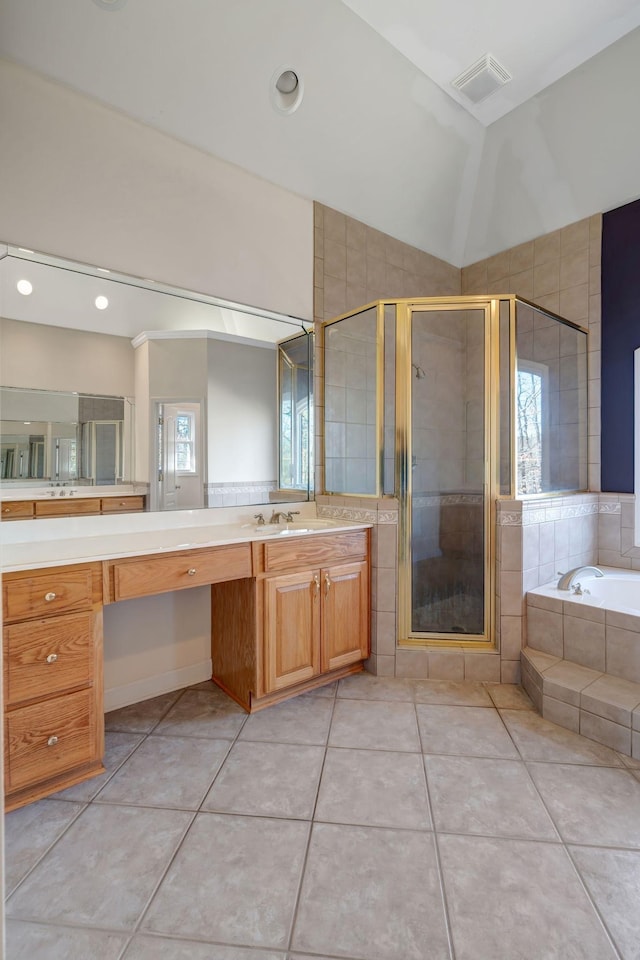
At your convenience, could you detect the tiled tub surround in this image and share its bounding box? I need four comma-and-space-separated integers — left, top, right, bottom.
523, 569, 640, 758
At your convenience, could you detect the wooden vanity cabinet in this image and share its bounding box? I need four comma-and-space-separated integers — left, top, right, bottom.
2, 562, 104, 811
2, 495, 145, 520
211, 530, 370, 710
1, 501, 34, 520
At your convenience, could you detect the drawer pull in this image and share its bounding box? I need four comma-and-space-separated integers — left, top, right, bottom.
44, 592, 57, 602
324, 573, 331, 595
46, 653, 59, 664
47, 735, 59, 747
313, 574, 320, 595
187, 568, 197, 576
2, 506, 10, 513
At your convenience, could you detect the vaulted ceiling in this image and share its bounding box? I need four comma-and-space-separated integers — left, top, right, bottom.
1, 0, 639, 265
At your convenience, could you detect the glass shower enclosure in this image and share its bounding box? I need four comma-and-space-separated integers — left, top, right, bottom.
322, 296, 588, 647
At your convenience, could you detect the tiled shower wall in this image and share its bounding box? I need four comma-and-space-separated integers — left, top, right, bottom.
314, 204, 631, 683
462, 215, 602, 492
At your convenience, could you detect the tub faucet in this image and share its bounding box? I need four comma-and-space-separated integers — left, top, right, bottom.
557, 566, 604, 591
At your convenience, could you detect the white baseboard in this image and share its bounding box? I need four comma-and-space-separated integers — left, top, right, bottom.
104, 659, 213, 712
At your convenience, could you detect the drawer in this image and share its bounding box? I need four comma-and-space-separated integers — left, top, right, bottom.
112, 542, 252, 601
101, 495, 145, 513
5, 688, 96, 792
3, 567, 94, 621
1, 501, 34, 520
264, 531, 368, 573
35, 498, 98, 518
4, 612, 94, 705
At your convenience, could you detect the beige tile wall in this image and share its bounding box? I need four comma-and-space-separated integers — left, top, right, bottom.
462, 215, 602, 491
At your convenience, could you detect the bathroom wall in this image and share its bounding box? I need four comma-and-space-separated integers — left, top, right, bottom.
596, 493, 640, 569
323, 307, 378, 496
0, 59, 313, 321
462, 215, 602, 491
601, 198, 640, 493
207, 339, 277, 503
313, 201, 461, 498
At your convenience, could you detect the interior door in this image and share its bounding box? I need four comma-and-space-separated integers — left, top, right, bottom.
155, 401, 204, 511
159, 408, 178, 511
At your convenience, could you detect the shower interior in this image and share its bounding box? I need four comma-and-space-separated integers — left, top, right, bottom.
322, 296, 588, 646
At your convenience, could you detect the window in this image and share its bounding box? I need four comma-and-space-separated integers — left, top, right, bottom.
516, 360, 549, 495
175, 412, 196, 474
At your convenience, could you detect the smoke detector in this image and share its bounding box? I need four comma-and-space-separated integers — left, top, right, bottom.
452, 54, 511, 104
270, 66, 304, 115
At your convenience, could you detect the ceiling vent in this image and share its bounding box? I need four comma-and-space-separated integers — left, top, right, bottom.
452, 54, 512, 104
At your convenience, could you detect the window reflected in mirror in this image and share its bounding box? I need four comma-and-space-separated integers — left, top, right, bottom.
277, 331, 314, 496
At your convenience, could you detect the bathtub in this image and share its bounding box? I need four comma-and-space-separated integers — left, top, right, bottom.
563, 571, 640, 616
525, 566, 640, 683
529, 568, 640, 618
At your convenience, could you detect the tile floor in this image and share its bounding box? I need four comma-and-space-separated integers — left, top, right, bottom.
5, 674, 640, 960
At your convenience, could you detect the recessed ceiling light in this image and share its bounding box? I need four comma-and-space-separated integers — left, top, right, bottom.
270, 65, 304, 115
17, 279, 33, 296
95, 295, 109, 310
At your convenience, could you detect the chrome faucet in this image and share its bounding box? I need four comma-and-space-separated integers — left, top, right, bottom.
557, 566, 604, 591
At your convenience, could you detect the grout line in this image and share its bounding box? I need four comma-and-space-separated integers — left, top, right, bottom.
285, 682, 337, 954
415, 699, 457, 960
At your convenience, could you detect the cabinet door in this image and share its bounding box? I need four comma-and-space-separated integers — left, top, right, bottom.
321, 560, 370, 673
263, 570, 321, 693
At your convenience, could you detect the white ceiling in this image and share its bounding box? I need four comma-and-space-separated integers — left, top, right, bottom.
341, 0, 640, 124
0, 248, 305, 343
0, 0, 639, 267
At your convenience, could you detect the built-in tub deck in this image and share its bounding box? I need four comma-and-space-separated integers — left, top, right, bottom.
523, 568, 640, 759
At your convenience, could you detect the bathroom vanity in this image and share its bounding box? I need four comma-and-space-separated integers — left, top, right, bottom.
1, 493, 146, 520
2, 515, 370, 810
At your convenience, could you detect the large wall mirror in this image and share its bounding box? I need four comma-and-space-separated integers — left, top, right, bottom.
0, 244, 314, 508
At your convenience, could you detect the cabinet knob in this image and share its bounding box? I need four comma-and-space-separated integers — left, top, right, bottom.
2, 506, 9, 513
187, 568, 197, 576
44, 592, 57, 602
47, 735, 59, 747
46, 653, 58, 664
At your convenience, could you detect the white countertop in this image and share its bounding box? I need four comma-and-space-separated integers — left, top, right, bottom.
0, 506, 371, 572
0, 484, 148, 502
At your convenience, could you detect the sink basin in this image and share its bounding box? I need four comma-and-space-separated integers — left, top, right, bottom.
284, 518, 336, 530
240, 518, 337, 536
240, 524, 282, 536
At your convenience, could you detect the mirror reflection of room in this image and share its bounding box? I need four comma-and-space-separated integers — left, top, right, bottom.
0, 387, 127, 485
0, 247, 314, 510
